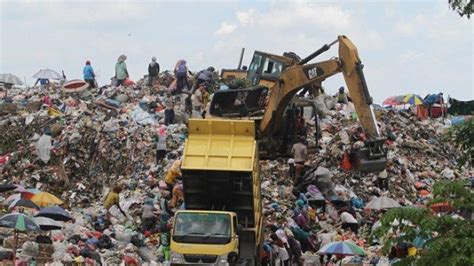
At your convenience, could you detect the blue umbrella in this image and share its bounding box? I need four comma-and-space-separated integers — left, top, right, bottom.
35, 206, 73, 222
318, 241, 366, 256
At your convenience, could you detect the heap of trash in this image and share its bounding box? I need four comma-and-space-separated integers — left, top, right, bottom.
0, 71, 471, 265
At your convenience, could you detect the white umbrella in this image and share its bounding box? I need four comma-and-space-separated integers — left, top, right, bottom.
33, 217, 64, 231
32, 69, 62, 80
0, 73, 23, 85
365, 195, 401, 210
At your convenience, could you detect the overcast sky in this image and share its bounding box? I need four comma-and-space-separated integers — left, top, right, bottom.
0, 0, 472, 103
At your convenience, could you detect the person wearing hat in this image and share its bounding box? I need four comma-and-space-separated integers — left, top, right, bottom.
148, 57, 160, 87
83, 60, 96, 88
337, 86, 348, 104
115, 54, 128, 86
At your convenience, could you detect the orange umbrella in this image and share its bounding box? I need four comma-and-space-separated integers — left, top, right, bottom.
31, 192, 63, 207
430, 202, 455, 213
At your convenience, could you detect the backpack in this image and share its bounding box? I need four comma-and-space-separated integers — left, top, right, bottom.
177, 63, 187, 75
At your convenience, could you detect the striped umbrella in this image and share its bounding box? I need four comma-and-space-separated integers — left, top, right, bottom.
402, 94, 423, 105
318, 241, 366, 256
0, 213, 40, 262
0, 213, 40, 232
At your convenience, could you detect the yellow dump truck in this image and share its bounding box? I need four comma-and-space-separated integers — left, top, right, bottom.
170, 119, 263, 265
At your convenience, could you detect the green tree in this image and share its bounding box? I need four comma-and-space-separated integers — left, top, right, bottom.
446, 118, 474, 168
449, 0, 473, 18
374, 180, 474, 265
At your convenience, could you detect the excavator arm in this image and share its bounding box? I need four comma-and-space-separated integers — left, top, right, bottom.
260, 35, 386, 172
209, 35, 387, 172
260, 36, 379, 139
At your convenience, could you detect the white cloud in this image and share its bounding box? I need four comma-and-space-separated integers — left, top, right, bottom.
235, 4, 352, 31
398, 50, 424, 64
214, 22, 237, 36
236, 9, 255, 26
393, 21, 415, 36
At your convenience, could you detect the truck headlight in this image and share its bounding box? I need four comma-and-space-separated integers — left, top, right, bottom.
170, 252, 184, 263
218, 258, 229, 266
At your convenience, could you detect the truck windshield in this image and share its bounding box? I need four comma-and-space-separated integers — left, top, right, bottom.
173, 213, 232, 244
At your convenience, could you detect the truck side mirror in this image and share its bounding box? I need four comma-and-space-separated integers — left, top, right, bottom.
236, 224, 243, 235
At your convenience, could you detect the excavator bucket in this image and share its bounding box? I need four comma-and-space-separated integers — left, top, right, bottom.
350, 138, 387, 173
209, 86, 268, 117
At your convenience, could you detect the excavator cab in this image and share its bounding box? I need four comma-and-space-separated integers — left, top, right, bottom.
247, 51, 290, 88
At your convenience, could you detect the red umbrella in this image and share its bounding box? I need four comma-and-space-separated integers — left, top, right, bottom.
430, 202, 455, 213
383, 96, 400, 106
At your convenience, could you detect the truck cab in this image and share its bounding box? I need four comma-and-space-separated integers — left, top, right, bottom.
171, 210, 240, 265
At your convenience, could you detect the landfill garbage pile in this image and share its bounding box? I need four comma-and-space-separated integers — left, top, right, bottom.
0, 77, 471, 265
257, 100, 472, 265
0, 84, 188, 206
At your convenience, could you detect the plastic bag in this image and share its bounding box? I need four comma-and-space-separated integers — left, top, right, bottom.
131, 107, 156, 125
20, 241, 39, 257
36, 134, 52, 163
137, 247, 158, 262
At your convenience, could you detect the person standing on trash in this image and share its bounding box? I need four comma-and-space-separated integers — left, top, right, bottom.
377, 170, 389, 191
174, 59, 188, 93
115, 54, 128, 86
291, 137, 308, 183
193, 85, 204, 114
270, 232, 290, 265
185, 93, 193, 115
164, 160, 182, 192
83, 60, 96, 88
104, 185, 127, 217
34, 78, 49, 91
148, 56, 160, 87
336, 86, 348, 104
141, 198, 157, 233
285, 229, 304, 266
156, 125, 167, 164
164, 93, 175, 125
170, 182, 184, 209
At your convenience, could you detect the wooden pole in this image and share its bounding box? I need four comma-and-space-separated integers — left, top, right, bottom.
13, 229, 17, 264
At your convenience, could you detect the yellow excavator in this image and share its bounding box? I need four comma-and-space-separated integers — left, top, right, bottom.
210, 35, 387, 172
